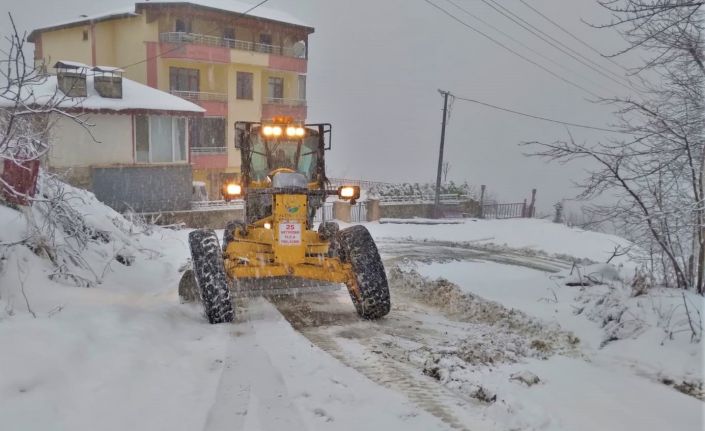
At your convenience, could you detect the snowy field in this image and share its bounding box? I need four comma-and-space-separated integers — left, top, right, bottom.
0, 186, 703, 430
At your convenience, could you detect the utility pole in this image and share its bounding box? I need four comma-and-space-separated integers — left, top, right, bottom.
434, 89, 450, 218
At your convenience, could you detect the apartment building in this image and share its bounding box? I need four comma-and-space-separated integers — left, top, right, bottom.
29, 1, 314, 199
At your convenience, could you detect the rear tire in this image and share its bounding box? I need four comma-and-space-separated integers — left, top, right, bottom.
188, 229, 234, 324
338, 225, 391, 319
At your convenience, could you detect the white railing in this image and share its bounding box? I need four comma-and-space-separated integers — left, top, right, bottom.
191, 199, 244, 211
379, 194, 469, 205
159, 32, 306, 59
190, 147, 227, 154
170, 90, 228, 102
264, 97, 307, 106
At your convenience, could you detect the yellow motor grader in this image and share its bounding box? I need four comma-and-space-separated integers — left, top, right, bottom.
181, 117, 390, 324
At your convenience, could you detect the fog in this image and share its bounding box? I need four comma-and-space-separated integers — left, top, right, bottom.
0, 0, 638, 212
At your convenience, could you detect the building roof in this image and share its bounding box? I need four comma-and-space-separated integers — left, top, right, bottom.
139, 1, 311, 27
1, 73, 205, 116
28, 1, 311, 41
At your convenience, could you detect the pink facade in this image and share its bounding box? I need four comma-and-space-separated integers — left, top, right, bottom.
262, 104, 307, 121
191, 153, 228, 169
197, 101, 228, 117
268, 55, 307, 73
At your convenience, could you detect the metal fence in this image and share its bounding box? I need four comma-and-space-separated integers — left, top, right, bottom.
328, 177, 392, 190
191, 200, 244, 211
379, 193, 469, 205
313, 202, 367, 223
313, 202, 333, 223
352, 201, 367, 222
170, 90, 228, 102
481, 202, 527, 219
159, 32, 306, 58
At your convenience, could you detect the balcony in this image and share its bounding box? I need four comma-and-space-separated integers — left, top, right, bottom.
265, 97, 306, 106
170, 90, 228, 116
262, 97, 307, 120
159, 32, 307, 59
190, 146, 228, 169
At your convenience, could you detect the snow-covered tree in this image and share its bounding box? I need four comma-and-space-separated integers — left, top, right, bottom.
528, 1, 704, 293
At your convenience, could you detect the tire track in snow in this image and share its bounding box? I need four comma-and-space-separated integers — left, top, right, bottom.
377, 238, 574, 273
203, 299, 308, 431
294, 328, 472, 431
270, 292, 487, 431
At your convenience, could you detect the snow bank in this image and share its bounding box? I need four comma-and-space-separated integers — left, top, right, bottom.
364, 218, 634, 264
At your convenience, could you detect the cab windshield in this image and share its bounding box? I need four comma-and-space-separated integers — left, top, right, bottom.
248, 130, 319, 182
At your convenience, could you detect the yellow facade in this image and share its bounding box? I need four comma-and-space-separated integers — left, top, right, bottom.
31, 2, 313, 199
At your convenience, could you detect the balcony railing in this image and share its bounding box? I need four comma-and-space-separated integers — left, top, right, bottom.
170, 90, 228, 102
264, 97, 307, 106
159, 32, 306, 59
190, 147, 227, 154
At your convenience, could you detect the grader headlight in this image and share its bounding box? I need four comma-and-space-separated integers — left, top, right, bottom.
222, 182, 242, 201
338, 186, 360, 202
285, 126, 306, 137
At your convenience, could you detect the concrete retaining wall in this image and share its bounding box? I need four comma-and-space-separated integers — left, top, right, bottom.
147, 208, 244, 229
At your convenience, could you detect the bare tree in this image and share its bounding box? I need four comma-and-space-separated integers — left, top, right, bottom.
0, 14, 103, 288
527, 1, 704, 294
0, 13, 92, 199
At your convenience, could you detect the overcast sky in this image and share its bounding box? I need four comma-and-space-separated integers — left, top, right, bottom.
0, 0, 639, 212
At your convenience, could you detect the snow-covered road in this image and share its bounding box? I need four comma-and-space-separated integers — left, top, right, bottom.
1, 203, 702, 430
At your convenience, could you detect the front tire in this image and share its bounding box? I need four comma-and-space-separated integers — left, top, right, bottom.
338, 225, 391, 319
188, 230, 234, 324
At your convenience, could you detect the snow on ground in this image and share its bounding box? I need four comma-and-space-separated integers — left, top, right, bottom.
410, 260, 704, 430
364, 217, 634, 264
1, 184, 703, 431
0, 181, 449, 431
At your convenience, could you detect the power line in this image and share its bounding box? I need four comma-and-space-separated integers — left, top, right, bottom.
478, 0, 639, 95
451, 93, 625, 133
422, 0, 603, 99
119, 0, 271, 70
517, 0, 632, 74
443, 0, 619, 96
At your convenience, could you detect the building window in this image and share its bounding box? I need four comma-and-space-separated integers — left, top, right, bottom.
268, 77, 283, 100
236, 72, 253, 100
223, 28, 235, 40
258, 33, 273, 53
298, 75, 306, 101
135, 115, 188, 163
175, 18, 191, 33
82, 30, 88, 41
169, 67, 199, 93
190, 117, 226, 148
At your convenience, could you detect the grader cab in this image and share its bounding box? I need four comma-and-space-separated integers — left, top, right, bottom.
181, 117, 390, 324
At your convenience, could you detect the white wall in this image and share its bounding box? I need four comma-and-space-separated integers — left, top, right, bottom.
48, 113, 133, 168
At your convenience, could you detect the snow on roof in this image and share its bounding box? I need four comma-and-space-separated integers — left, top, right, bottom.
139, 1, 311, 28
0, 73, 205, 115
54, 60, 91, 70
28, 8, 137, 40
30, 1, 310, 39
92, 66, 125, 73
